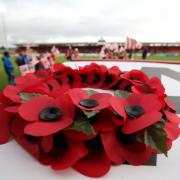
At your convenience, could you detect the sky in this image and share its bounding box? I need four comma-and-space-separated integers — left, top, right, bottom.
0, 0, 180, 46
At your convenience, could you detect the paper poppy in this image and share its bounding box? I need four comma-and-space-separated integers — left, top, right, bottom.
73, 135, 111, 178
78, 64, 105, 88
19, 95, 74, 136
110, 94, 163, 134
67, 88, 112, 111
101, 128, 152, 165
0, 104, 15, 144
50, 132, 88, 170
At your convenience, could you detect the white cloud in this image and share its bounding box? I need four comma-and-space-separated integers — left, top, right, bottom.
0, 0, 180, 45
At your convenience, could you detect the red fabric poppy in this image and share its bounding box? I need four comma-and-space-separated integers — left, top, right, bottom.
19, 95, 74, 136
73, 135, 111, 178
3, 77, 50, 104
132, 77, 165, 97
78, 64, 105, 88
101, 129, 152, 165
165, 121, 180, 140
67, 88, 112, 111
0, 104, 15, 144
121, 70, 149, 84
45, 78, 70, 98
164, 98, 176, 111
54, 64, 81, 88
110, 94, 163, 134
3, 85, 21, 103
102, 73, 120, 89
51, 138, 88, 170
165, 110, 180, 124
108, 66, 122, 75
92, 109, 117, 132
11, 115, 54, 164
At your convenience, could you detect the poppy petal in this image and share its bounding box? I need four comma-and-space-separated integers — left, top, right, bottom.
73, 151, 111, 178
67, 88, 89, 105
93, 110, 116, 132
5, 105, 20, 113
140, 94, 162, 113
41, 135, 53, 153
19, 96, 56, 122
124, 143, 152, 165
24, 117, 73, 136
3, 85, 21, 103
165, 98, 176, 111
51, 140, 88, 170
0, 105, 14, 144
64, 130, 97, 140
122, 112, 162, 134
101, 130, 125, 164
110, 96, 127, 120
88, 93, 112, 111
165, 111, 180, 124
165, 122, 180, 140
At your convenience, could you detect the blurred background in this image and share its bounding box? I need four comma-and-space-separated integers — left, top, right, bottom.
1, 0, 180, 90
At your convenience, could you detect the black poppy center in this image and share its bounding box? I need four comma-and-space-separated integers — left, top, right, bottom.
105, 75, 113, 85
53, 133, 68, 149
40, 107, 62, 122
116, 129, 134, 145
85, 135, 103, 152
79, 99, 99, 108
125, 105, 144, 118
25, 135, 40, 143
54, 71, 62, 76
80, 74, 87, 83
93, 74, 101, 84
67, 74, 74, 84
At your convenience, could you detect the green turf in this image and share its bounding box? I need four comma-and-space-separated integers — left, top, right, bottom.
134, 55, 180, 61
0, 55, 180, 91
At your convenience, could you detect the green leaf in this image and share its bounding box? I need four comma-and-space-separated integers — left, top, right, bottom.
114, 90, 130, 98
85, 89, 98, 95
20, 92, 43, 101
135, 122, 168, 156
68, 120, 96, 135
82, 110, 100, 118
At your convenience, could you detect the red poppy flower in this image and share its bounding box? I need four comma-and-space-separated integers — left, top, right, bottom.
102, 72, 120, 89
132, 77, 165, 97
45, 78, 70, 98
11, 115, 54, 164
110, 94, 162, 134
3, 75, 50, 104
19, 95, 74, 136
67, 88, 112, 111
73, 135, 111, 178
0, 104, 15, 144
78, 64, 105, 88
164, 98, 176, 112
50, 133, 88, 170
35, 69, 52, 78
165, 121, 180, 140
108, 66, 122, 75
54, 64, 81, 88
121, 70, 149, 84
164, 110, 180, 124
101, 129, 152, 165
92, 109, 116, 132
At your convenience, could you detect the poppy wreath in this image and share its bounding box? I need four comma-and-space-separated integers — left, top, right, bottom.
0, 63, 180, 178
